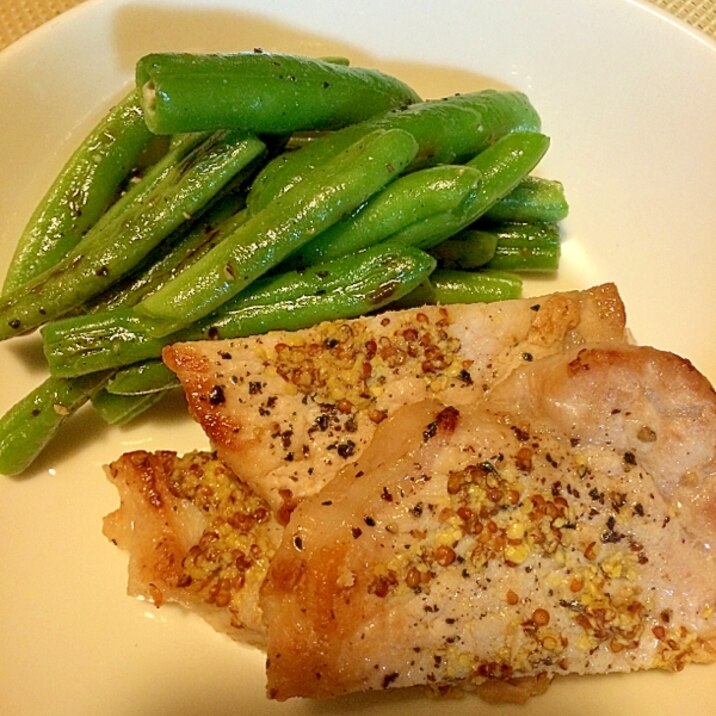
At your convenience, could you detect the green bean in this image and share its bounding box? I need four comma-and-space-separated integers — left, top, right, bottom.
0, 131, 267, 341
247, 89, 541, 214
273, 131, 547, 270
484, 221, 561, 272
429, 230, 498, 269
286, 164, 483, 268
2, 91, 155, 295
42, 242, 435, 377
136, 51, 421, 135
431, 221, 561, 272
482, 176, 568, 223
87, 195, 248, 312
132, 127, 419, 336
0, 372, 110, 476
91, 389, 167, 425
394, 269, 523, 308
387, 131, 550, 250
106, 361, 178, 395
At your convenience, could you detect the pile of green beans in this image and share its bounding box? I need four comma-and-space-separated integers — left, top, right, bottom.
0, 50, 568, 476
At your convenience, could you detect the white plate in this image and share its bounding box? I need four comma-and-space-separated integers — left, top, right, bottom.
1, 1, 715, 714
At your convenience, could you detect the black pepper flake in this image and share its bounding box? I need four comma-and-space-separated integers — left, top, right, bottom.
601, 515, 623, 543
8, 318, 21, 330
248, 381, 262, 394
422, 420, 438, 442
337, 440, 356, 458
522, 352, 534, 362
94, 265, 109, 277
381, 486, 393, 502
364, 516, 376, 527
324, 337, 339, 349
381, 672, 399, 689
220, 351, 232, 360
633, 502, 645, 517
208, 385, 226, 405
352, 527, 363, 539
293, 535, 303, 550
458, 368, 473, 385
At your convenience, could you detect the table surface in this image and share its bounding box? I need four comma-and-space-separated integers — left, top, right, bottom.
1, 0, 715, 51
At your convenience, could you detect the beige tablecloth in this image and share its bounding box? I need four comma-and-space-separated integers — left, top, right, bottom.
1, 0, 715, 51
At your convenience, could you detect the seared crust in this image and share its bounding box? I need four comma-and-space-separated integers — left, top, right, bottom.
104, 450, 280, 645
163, 284, 627, 514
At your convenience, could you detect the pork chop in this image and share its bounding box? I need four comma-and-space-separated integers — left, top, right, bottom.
103, 449, 279, 645
163, 284, 626, 517
260, 343, 716, 700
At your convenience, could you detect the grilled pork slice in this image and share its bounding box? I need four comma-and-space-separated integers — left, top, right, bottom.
261, 344, 716, 701
163, 283, 626, 517
103, 450, 279, 645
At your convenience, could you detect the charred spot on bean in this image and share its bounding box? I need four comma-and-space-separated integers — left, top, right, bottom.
352, 527, 363, 539
368, 280, 399, 305
364, 516, 376, 527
